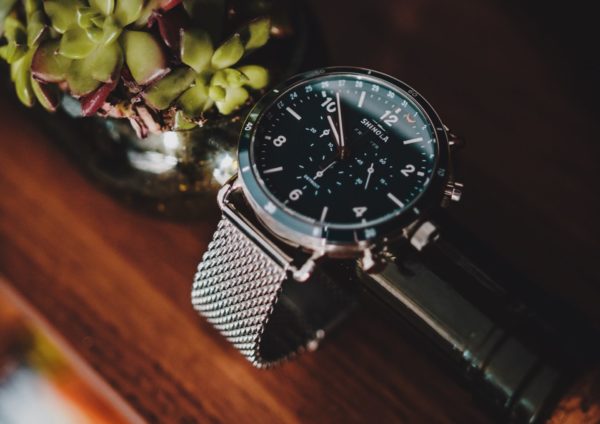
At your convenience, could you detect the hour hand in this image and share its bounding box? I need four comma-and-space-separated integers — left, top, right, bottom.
364, 163, 374, 190
327, 114, 341, 146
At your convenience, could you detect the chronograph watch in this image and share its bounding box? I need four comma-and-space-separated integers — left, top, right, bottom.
192, 66, 464, 359
191, 68, 596, 422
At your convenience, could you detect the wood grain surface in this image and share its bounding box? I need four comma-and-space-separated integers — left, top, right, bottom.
1, 0, 599, 423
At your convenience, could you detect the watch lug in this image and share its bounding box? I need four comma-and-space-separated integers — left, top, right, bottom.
293, 250, 325, 282
359, 247, 388, 274
217, 174, 240, 210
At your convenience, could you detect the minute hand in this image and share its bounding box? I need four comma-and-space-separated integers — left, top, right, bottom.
335, 92, 347, 156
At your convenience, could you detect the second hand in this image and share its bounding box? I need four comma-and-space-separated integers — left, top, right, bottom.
335, 92, 347, 158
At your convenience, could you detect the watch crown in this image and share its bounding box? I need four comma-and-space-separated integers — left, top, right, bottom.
445, 181, 463, 203
446, 129, 465, 149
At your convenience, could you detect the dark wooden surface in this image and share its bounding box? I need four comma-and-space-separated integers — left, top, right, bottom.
1, 0, 599, 423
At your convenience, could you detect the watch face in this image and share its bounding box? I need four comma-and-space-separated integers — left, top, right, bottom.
239, 67, 450, 248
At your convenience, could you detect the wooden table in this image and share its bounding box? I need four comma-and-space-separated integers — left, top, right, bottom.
1, 0, 599, 422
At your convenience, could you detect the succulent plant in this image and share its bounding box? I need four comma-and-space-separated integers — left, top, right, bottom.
0, 0, 273, 136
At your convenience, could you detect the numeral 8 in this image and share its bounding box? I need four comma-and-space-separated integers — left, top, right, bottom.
273, 135, 287, 147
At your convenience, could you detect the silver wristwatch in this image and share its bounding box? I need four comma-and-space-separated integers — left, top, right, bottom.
191, 67, 462, 367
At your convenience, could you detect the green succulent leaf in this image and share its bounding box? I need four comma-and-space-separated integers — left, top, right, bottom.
181, 28, 213, 73
89, 0, 114, 16
3, 42, 27, 64
0, 0, 18, 34
26, 10, 46, 47
224, 68, 248, 87
211, 34, 244, 69
134, 0, 159, 27
215, 86, 248, 115
85, 42, 123, 82
59, 27, 97, 59
101, 15, 121, 45
208, 84, 225, 101
178, 78, 211, 117
44, 0, 81, 34
173, 110, 197, 130
113, 0, 142, 26
31, 77, 60, 112
66, 58, 102, 96
244, 17, 270, 50
77, 7, 101, 28
143, 67, 195, 110
31, 39, 72, 82
123, 30, 168, 85
90, 14, 105, 27
85, 25, 104, 43
237, 65, 268, 90
24, 0, 41, 15
3, 15, 26, 43
12, 49, 35, 106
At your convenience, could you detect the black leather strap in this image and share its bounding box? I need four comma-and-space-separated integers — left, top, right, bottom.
359, 219, 599, 423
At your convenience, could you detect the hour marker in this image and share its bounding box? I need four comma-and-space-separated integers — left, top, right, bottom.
417, 171, 425, 177
286, 107, 302, 120
321, 90, 327, 98
242, 166, 250, 172
403, 137, 424, 145
394, 108, 402, 114
264, 166, 283, 174
320, 206, 328, 222
387, 192, 405, 208
358, 91, 366, 108
265, 135, 272, 140
353, 206, 367, 218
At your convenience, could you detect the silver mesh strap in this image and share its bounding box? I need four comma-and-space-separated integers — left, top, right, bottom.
192, 216, 355, 368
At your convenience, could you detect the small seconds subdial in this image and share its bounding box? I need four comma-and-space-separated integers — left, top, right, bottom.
252, 73, 438, 228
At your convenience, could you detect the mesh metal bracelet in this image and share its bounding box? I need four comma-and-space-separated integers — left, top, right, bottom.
192, 215, 356, 368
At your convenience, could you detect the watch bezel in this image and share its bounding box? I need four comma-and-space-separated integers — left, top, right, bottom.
237, 66, 451, 256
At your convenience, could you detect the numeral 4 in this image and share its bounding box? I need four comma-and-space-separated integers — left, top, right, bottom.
353, 206, 367, 218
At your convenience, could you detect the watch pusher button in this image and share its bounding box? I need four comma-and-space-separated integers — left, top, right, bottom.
445, 181, 463, 203
444, 126, 465, 149
448, 133, 465, 149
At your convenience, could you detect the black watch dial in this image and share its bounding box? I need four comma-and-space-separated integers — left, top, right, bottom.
250, 72, 439, 229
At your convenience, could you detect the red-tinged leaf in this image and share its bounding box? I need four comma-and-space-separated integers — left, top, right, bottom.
160, 0, 182, 12
80, 79, 118, 116
154, 6, 191, 51
31, 40, 72, 83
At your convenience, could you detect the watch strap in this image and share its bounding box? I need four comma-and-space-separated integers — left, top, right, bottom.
360, 222, 598, 422
192, 215, 355, 368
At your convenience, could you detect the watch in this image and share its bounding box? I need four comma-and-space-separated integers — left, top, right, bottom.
192, 66, 456, 365
191, 67, 599, 422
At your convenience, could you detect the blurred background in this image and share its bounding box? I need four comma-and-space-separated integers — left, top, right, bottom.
1, 0, 599, 422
